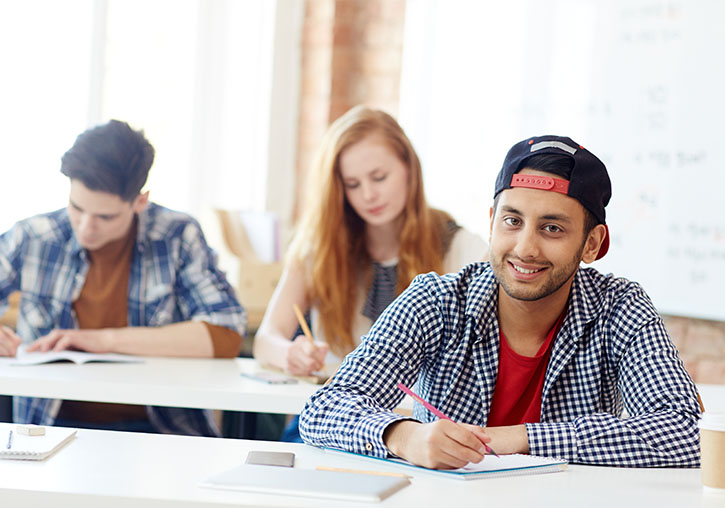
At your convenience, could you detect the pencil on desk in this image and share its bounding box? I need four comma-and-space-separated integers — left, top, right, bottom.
292, 304, 314, 345
315, 466, 409, 478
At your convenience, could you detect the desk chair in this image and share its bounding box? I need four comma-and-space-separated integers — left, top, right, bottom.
214, 210, 285, 440
214, 209, 283, 333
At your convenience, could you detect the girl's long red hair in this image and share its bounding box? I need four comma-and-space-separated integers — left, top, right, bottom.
288, 106, 450, 357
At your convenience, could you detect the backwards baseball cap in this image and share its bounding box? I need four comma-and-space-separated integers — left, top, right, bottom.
494, 135, 612, 260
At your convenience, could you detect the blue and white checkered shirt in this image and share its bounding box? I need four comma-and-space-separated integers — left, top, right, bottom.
0, 203, 246, 436
299, 262, 700, 467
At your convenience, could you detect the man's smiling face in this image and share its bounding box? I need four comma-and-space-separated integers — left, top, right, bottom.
488, 170, 592, 303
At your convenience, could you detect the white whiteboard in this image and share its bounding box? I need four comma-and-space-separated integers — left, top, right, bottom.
400, 0, 725, 320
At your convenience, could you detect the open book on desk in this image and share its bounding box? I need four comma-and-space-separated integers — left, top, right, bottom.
11, 345, 143, 366
0, 423, 77, 461
323, 447, 567, 480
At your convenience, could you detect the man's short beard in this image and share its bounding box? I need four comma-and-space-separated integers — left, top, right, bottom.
491, 240, 585, 302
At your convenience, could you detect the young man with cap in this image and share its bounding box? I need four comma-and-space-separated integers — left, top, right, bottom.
299, 135, 700, 468
0, 120, 246, 436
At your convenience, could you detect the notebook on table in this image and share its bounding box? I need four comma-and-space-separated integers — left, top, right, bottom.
199, 463, 410, 502
11, 345, 142, 366
323, 447, 568, 480
0, 424, 77, 461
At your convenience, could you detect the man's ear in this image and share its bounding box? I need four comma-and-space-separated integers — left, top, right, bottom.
581, 224, 607, 264
489, 206, 494, 240
132, 191, 150, 214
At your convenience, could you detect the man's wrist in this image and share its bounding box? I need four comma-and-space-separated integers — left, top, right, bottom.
517, 423, 530, 454
383, 419, 417, 457
103, 327, 121, 353
482, 424, 530, 455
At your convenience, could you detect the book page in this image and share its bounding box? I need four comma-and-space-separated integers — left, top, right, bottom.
11, 345, 143, 366
457, 453, 566, 472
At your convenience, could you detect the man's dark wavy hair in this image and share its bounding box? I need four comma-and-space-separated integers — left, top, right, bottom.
60, 119, 155, 202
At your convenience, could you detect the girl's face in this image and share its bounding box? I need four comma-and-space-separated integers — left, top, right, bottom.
338, 134, 409, 228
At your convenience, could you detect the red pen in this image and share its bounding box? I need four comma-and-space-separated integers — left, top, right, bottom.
397, 382, 500, 458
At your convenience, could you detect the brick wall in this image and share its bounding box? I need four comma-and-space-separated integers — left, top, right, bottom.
664, 315, 725, 384
293, 0, 725, 385
328, 0, 406, 121
295, 0, 406, 217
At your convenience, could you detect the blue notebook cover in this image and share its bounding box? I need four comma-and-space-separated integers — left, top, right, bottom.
322, 447, 568, 480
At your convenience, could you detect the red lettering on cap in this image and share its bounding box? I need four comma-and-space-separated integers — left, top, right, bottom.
528, 139, 534, 145
510, 174, 570, 194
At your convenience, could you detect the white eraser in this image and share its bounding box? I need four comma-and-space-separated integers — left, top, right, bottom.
16, 424, 45, 436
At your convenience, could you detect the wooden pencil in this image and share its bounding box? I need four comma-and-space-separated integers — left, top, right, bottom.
292, 303, 315, 344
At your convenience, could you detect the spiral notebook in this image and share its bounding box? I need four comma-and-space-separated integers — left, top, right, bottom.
323, 447, 567, 480
0, 424, 77, 461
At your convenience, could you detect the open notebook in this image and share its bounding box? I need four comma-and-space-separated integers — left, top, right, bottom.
323, 447, 567, 480
11, 345, 142, 366
0, 424, 77, 461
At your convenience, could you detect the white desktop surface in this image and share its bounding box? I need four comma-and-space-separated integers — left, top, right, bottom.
0, 428, 717, 508
0, 357, 320, 414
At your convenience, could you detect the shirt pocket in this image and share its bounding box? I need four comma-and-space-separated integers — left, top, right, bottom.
18, 298, 55, 340
143, 282, 176, 326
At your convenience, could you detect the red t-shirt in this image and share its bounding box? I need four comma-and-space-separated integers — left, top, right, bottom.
486, 312, 565, 427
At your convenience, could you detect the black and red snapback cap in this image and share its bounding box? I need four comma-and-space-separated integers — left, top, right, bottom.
494, 135, 611, 259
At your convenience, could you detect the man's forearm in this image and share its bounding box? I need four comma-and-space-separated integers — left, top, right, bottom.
110, 321, 214, 357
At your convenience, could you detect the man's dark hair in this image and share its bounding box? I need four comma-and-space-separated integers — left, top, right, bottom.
492, 153, 599, 235
60, 120, 155, 202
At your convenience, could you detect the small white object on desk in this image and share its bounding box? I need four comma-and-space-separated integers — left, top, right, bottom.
16, 424, 45, 436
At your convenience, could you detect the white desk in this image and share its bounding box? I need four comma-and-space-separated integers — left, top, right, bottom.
0, 428, 718, 508
0, 357, 319, 414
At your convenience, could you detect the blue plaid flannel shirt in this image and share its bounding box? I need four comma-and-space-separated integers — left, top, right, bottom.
299, 262, 700, 467
0, 203, 246, 436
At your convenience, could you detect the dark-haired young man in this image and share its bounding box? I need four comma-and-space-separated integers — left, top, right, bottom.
300, 135, 700, 467
0, 120, 246, 436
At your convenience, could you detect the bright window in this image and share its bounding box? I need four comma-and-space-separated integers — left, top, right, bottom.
0, 0, 281, 232
0, 0, 95, 231
399, 0, 598, 240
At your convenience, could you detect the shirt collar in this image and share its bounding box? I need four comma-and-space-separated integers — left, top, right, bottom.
561, 268, 603, 339
69, 233, 84, 257
464, 263, 499, 326
134, 205, 152, 253
63, 208, 84, 258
